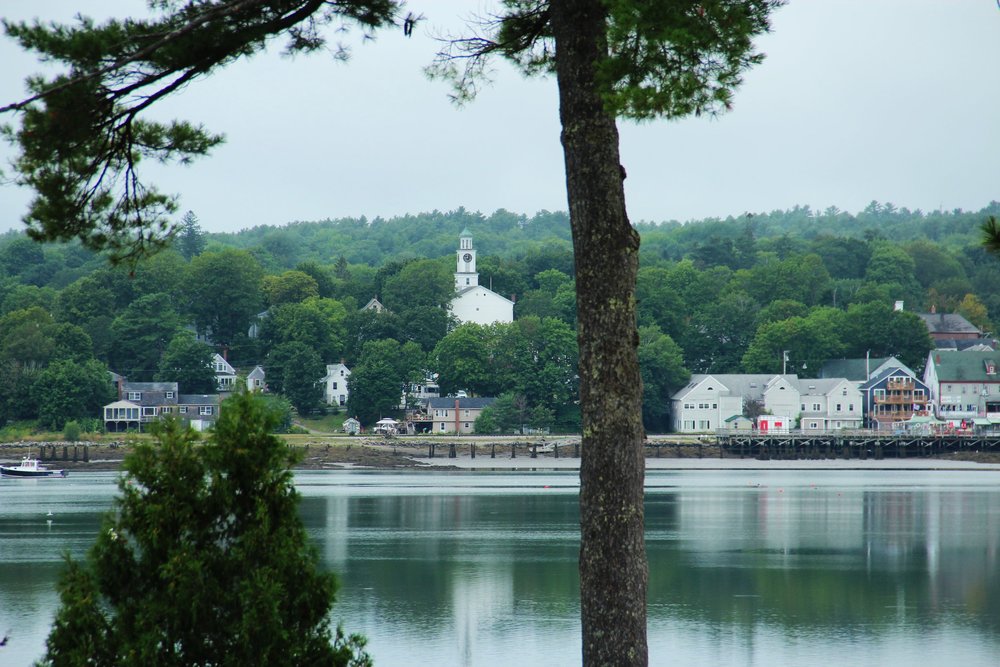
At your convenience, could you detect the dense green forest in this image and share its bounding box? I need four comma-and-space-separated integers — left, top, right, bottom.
1, 200, 998, 434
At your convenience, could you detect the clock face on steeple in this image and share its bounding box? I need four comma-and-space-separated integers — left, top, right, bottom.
463, 253, 473, 263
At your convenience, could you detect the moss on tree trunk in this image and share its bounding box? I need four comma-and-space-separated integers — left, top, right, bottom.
550, 1, 648, 664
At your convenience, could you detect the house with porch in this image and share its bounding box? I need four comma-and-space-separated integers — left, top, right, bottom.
212, 353, 238, 392
103, 381, 220, 432
860, 366, 931, 431
923, 350, 1000, 431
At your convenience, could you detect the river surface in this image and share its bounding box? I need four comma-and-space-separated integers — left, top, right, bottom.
2, 468, 999, 666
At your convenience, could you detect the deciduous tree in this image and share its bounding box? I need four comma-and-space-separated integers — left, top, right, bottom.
186, 249, 265, 347
155, 332, 218, 394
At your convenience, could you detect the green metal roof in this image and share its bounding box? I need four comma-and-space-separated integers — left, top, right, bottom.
930, 350, 1000, 381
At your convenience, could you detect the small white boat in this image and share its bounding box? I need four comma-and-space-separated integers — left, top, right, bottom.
0, 456, 67, 478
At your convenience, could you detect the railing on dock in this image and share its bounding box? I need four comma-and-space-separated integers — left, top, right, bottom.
715, 429, 1000, 459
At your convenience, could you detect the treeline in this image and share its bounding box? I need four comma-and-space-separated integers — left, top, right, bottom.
0, 202, 998, 434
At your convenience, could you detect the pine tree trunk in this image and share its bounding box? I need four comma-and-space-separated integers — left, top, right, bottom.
549, 1, 648, 665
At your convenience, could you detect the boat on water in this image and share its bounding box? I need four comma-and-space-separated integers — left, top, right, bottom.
0, 456, 67, 478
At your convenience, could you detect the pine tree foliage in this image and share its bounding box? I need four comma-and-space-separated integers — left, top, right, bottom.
1, 1, 401, 262
38, 391, 369, 667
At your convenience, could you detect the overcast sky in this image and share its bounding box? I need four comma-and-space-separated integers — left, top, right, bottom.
1, 1, 999, 236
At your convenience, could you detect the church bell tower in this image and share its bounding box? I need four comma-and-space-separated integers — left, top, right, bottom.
455, 228, 479, 291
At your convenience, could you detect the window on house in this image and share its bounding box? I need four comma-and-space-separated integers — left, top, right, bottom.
836, 403, 842, 411
698, 420, 710, 430
440, 423, 446, 431
801, 404, 805, 411
162, 407, 173, 414
464, 423, 469, 428
127, 392, 141, 401
166, 391, 174, 399
179, 407, 187, 414
333, 382, 338, 390
200, 406, 213, 416
142, 407, 156, 416
849, 404, 854, 411
712, 403, 717, 409
812, 403, 821, 411
683, 421, 695, 430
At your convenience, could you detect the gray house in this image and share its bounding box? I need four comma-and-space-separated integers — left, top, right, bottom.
103, 380, 221, 432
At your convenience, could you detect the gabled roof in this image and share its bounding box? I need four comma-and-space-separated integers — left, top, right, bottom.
362, 297, 387, 313
859, 365, 923, 390
918, 312, 981, 335
795, 378, 849, 396
123, 381, 178, 392
671, 374, 796, 401
427, 397, 497, 410
121, 382, 179, 406
247, 365, 266, 380
927, 350, 1000, 382
819, 357, 904, 381
103, 399, 139, 409
453, 285, 514, 304
212, 353, 236, 375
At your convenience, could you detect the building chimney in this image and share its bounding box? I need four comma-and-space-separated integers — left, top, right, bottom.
454, 398, 461, 434
930, 304, 937, 314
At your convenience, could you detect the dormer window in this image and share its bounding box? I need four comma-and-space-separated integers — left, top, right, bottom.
986, 361, 997, 375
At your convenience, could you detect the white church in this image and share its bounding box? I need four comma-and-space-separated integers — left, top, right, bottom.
450, 228, 514, 325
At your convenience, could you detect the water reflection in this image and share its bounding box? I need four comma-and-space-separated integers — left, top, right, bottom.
2, 470, 999, 666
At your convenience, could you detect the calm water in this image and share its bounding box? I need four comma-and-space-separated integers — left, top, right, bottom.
2, 469, 999, 666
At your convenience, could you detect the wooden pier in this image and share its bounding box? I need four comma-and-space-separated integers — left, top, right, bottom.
716, 431, 1000, 460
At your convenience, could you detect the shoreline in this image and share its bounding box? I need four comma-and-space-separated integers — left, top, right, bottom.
4, 440, 1000, 473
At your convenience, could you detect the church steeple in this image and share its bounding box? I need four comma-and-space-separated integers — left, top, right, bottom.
455, 229, 479, 291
